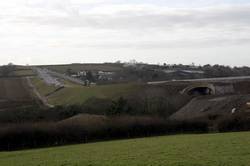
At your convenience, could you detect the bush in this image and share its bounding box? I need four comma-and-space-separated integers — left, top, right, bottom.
107, 97, 132, 115
0, 115, 209, 151
0, 105, 86, 123
217, 114, 250, 132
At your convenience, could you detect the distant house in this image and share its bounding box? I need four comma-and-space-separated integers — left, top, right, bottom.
180, 70, 204, 74
78, 71, 87, 76
98, 71, 114, 75
97, 71, 114, 81
71, 74, 78, 78
71, 71, 87, 78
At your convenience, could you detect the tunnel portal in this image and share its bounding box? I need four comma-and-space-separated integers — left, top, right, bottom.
187, 87, 213, 96
181, 83, 216, 96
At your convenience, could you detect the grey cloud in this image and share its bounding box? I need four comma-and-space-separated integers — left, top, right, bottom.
10, 5, 250, 30
56, 37, 250, 49
1, 2, 250, 54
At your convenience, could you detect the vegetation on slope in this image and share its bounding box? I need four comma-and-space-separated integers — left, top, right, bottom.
31, 77, 142, 105
49, 83, 141, 105
31, 77, 58, 97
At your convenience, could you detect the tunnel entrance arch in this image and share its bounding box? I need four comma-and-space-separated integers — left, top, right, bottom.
181, 83, 216, 96
187, 87, 213, 96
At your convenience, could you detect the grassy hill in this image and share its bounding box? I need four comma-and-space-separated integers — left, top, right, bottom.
49, 83, 141, 105
1, 132, 250, 166
31, 77, 142, 105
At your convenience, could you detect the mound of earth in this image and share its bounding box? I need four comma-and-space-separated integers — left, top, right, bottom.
170, 94, 250, 121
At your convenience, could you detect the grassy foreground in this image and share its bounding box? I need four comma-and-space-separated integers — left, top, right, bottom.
1, 132, 250, 166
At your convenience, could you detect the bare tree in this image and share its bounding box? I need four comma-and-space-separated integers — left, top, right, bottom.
0, 63, 16, 77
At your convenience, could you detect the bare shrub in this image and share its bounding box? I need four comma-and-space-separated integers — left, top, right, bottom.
217, 113, 250, 132
0, 114, 208, 151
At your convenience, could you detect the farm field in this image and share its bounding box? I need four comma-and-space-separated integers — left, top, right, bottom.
31, 77, 141, 105
1, 132, 250, 166
0, 78, 32, 100
0, 77, 35, 110
13, 69, 35, 77
0, 65, 34, 77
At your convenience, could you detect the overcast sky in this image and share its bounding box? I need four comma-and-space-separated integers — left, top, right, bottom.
1, 0, 250, 66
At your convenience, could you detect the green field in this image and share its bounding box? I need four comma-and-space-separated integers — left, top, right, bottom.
1, 132, 250, 166
13, 69, 35, 76
31, 77, 141, 105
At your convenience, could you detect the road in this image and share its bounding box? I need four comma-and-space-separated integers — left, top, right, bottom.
33, 67, 85, 86
33, 67, 64, 87
147, 76, 250, 85
47, 69, 86, 86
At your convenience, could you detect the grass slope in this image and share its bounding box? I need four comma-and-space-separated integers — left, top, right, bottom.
31, 77, 141, 105
31, 77, 57, 97
50, 83, 140, 105
1, 132, 250, 166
